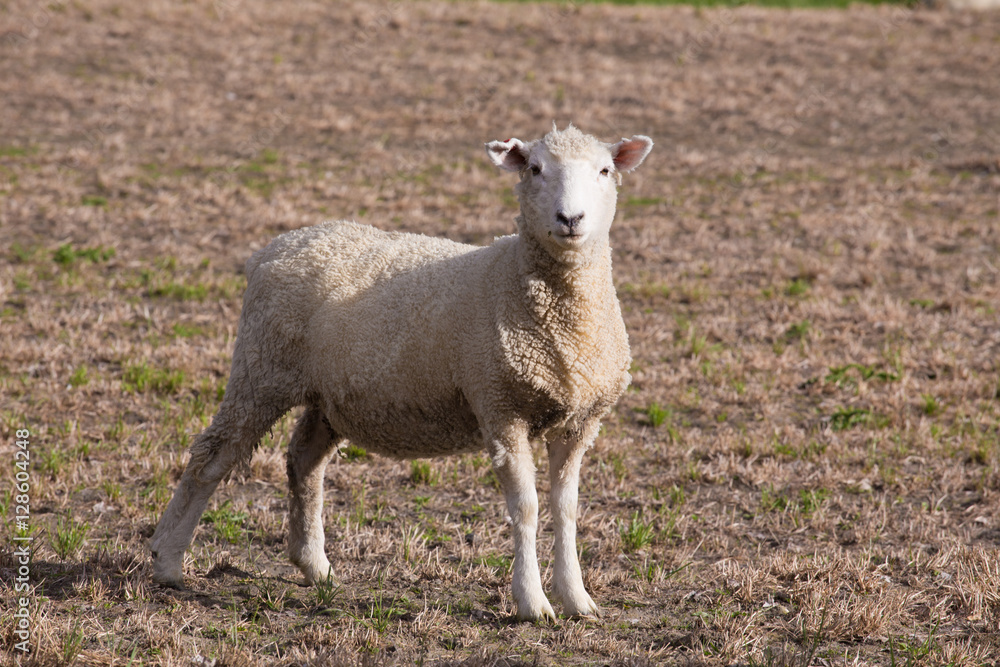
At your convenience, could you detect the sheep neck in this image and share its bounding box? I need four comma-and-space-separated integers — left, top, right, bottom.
512, 220, 625, 406
518, 220, 615, 312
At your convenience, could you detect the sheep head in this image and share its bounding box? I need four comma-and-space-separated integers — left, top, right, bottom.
486, 125, 652, 262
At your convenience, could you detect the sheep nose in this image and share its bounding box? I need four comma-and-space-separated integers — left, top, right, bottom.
556, 211, 585, 229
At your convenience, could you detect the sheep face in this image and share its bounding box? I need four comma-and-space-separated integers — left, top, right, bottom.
487, 125, 652, 260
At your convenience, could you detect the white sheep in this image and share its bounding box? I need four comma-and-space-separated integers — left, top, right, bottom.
150, 124, 653, 621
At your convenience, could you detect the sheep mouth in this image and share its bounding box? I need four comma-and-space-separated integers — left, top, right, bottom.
555, 229, 587, 242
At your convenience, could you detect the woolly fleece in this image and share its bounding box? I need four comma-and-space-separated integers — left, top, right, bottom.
239, 218, 631, 457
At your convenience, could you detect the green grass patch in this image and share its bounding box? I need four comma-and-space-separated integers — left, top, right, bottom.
101, 480, 122, 502
60, 620, 85, 666
0, 145, 32, 157
38, 447, 68, 477
260, 148, 280, 165
122, 361, 185, 395
68, 365, 89, 388
339, 443, 369, 461
502, 0, 910, 7
829, 406, 889, 431
624, 195, 664, 207
202, 501, 249, 545
759, 484, 789, 513
619, 511, 655, 553
772, 439, 797, 458
785, 278, 811, 297
921, 394, 942, 417
410, 459, 440, 486
798, 488, 830, 515
826, 363, 899, 387
606, 451, 628, 482
619, 280, 672, 300
53, 243, 116, 266
757, 484, 833, 517
785, 320, 811, 342
51, 515, 89, 560
171, 322, 206, 338
10, 243, 37, 263
688, 331, 721, 358
139, 469, 171, 508
11, 273, 31, 291
233, 149, 288, 197
149, 281, 210, 301
363, 573, 409, 633
420, 523, 452, 544
313, 571, 341, 607
636, 403, 681, 442
475, 553, 513, 575
349, 484, 388, 528
643, 402, 670, 428
137, 262, 243, 302
81, 194, 108, 207
909, 298, 936, 309
479, 467, 501, 491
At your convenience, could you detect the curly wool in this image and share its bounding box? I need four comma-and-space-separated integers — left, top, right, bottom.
236, 219, 631, 458
541, 123, 601, 160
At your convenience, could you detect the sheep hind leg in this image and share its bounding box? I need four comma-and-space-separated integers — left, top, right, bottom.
150, 399, 289, 588
286, 406, 342, 585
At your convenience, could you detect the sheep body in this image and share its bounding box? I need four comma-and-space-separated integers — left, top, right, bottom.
150, 125, 652, 621
243, 222, 484, 457
237, 220, 629, 458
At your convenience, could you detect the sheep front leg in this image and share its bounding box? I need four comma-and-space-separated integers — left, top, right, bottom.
548, 422, 600, 618
488, 427, 556, 622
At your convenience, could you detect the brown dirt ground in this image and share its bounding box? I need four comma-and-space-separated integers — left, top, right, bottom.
1, 0, 999, 665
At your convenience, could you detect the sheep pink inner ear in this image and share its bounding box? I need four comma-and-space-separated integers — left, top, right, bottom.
486, 139, 529, 172
612, 135, 653, 173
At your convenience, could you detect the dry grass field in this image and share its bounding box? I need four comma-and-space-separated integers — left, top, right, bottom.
2, 0, 999, 664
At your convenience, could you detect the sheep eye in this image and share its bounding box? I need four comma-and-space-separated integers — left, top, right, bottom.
600, 167, 611, 176
529, 164, 541, 176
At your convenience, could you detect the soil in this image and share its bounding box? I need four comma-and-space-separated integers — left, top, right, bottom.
1, 1, 999, 665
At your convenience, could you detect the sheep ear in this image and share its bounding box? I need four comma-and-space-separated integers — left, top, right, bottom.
611, 135, 653, 173
486, 138, 529, 172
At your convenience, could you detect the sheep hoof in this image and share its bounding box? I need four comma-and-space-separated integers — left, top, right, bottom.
559, 592, 601, 619
516, 598, 557, 624
298, 560, 335, 587
151, 556, 185, 589
151, 570, 185, 590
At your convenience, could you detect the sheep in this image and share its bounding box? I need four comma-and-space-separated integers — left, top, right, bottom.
149, 124, 653, 622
